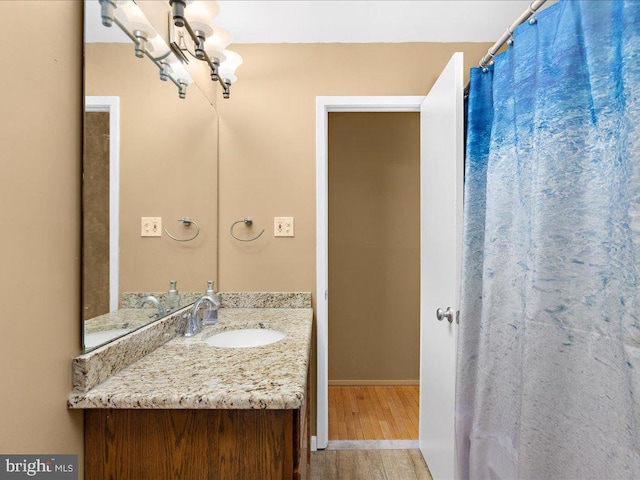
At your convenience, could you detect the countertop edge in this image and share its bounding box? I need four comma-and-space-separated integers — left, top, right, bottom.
69, 307, 313, 410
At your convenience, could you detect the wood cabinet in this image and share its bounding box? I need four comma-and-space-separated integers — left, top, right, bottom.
85, 391, 309, 479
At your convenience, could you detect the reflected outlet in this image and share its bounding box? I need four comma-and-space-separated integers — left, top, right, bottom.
141, 217, 162, 237
274, 217, 294, 237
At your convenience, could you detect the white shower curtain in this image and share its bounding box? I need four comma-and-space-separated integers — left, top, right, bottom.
457, 1, 640, 479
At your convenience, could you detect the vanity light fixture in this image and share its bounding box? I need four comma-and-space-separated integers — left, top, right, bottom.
98, 0, 194, 99
168, 0, 243, 98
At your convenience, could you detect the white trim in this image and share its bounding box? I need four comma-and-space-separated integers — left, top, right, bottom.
311, 436, 317, 452
328, 380, 419, 386
315, 96, 424, 450
326, 440, 419, 451
85, 96, 120, 312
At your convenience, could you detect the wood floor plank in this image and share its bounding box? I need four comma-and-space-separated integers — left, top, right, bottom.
395, 388, 419, 438
358, 396, 376, 439
349, 387, 360, 412
373, 387, 394, 439
376, 387, 402, 439
383, 387, 407, 439
343, 389, 358, 440
347, 388, 364, 440
338, 418, 349, 440
329, 385, 419, 440
324, 450, 339, 480
329, 405, 338, 439
355, 450, 387, 480
381, 449, 418, 480
310, 449, 325, 480
336, 450, 359, 479
407, 449, 433, 480
312, 449, 433, 480
365, 387, 386, 440
351, 412, 364, 440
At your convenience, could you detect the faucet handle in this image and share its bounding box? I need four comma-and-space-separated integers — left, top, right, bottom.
184, 298, 211, 337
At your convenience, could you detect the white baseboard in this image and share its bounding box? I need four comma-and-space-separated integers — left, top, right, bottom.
311, 436, 318, 452
328, 379, 419, 386
327, 440, 419, 450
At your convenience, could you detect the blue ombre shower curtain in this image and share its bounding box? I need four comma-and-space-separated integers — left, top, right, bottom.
457, 1, 640, 479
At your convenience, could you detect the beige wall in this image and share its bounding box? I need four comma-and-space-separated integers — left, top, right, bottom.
0, 0, 84, 467
328, 112, 420, 382
85, 43, 219, 295
216, 43, 490, 294
216, 42, 492, 432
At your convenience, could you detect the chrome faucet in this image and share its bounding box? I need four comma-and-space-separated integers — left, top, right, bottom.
136, 295, 165, 318
184, 295, 217, 337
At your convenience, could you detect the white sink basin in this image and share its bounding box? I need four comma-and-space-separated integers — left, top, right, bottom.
84, 328, 131, 349
203, 329, 286, 348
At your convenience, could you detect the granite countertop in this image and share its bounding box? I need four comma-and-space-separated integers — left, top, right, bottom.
69, 307, 313, 410
83, 308, 161, 334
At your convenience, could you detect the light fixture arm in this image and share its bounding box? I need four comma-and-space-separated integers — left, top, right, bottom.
100, 0, 117, 27
132, 30, 148, 58
111, 15, 185, 94
169, 0, 187, 28
167, 2, 232, 97
99, 0, 233, 99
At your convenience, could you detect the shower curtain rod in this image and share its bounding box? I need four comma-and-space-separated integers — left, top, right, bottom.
478, 0, 548, 67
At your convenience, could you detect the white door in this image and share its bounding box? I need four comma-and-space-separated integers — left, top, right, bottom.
419, 52, 464, 480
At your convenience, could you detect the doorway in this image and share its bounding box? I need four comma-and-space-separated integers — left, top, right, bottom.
327, 112, 420, 442
317, 53, 463, 479
316, 96, 424, 451
84, 96, 120, 316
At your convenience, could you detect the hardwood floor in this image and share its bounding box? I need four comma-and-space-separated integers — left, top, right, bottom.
328, 386, 419, 440
310, 449, 432, 480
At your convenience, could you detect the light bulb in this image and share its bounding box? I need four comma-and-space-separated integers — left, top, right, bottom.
204, 27, 232, 64
218, 50, 242, 83
168, 58, 193, 86
115, 1, 157, 39
185, 1, 219, 38
147, 35, 171, 58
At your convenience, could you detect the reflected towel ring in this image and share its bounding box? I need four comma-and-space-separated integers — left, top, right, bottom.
164, 217, 200, 242
230, 217, 265, 242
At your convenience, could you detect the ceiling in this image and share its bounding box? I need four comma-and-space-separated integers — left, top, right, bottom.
86, 1, 557, 44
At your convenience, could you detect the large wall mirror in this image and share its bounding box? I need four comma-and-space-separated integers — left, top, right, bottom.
82, 0, 219, 352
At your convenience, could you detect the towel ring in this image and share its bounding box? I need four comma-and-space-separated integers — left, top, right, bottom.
164, 217, 200, 242
230, 217, 265, 242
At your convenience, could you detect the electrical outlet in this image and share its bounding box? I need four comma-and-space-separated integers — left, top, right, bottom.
274, 217, 295, 237
141, 217, 162, 237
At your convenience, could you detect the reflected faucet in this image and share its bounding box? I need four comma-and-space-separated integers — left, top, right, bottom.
184, 296, 217, 337
136, 295, 165, 318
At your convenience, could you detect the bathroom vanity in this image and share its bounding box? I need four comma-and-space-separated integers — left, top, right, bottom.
69, 293, 313, 480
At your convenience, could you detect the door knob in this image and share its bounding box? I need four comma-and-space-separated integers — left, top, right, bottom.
436, 307, 454, 323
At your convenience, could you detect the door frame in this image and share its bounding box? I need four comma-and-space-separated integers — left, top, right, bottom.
85, 96, 120, 312
315, 96, 424, 450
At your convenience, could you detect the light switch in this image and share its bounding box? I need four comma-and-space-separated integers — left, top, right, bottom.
274, 217, 294, 237
141, 217, 162, 237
